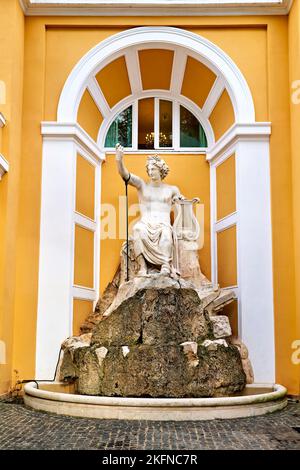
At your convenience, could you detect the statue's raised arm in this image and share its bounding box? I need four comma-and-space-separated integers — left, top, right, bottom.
115, 144, 143, 189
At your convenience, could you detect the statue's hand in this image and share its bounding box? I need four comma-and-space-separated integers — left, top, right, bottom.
172, 194, 185, 203
115, 143, 124, 161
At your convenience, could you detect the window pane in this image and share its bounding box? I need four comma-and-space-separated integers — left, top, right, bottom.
159, 100, 172, 147
105, 106, 132, 148
138, 98, 154, 149
180, 106, 207, 147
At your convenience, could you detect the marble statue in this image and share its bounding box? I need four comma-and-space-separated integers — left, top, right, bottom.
58, 147, 249, 398
115, 143, 186, 277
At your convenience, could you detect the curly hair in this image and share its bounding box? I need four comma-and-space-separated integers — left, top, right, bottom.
146, 154, 170, 180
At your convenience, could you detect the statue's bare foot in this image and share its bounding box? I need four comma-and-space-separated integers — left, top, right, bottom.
160, 264, 171, 276
136, 254, 147, 276
137, 268, 148, 277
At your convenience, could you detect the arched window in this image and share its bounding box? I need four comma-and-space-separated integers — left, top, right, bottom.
105, 105, 132, 148
103, 98, 207, 150
180, 106, 207, 148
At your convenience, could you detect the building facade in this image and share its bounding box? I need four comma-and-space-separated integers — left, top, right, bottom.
0, 0, 299, 396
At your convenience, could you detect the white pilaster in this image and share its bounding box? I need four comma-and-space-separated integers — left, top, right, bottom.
235, 138, 275, 382
36, 138, 76, 379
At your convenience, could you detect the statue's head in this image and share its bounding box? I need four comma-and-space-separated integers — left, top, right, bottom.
146, 154, 169, 181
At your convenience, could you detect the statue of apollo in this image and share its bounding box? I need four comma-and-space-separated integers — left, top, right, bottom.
115, 143, 184, 277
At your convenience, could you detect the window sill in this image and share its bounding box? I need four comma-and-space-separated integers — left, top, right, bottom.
104, 149, 207, 155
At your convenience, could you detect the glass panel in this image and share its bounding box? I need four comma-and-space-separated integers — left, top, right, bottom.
105, 105, 132, 148
159, 100, 172, 147
180, 106, 207, 148
138, 98, 154, 149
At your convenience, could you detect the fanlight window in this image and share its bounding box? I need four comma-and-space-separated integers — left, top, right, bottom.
104, 98, 207, 150
180, 106, 207, 148
105, 105, 132, 148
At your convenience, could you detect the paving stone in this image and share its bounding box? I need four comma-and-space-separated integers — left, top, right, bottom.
0, 397, 299, 450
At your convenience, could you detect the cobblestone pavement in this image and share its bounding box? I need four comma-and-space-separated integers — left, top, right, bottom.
0, 398, 299, 450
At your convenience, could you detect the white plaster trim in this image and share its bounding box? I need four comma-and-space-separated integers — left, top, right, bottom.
286, 0, 294, 12
72, 286, 97, 301
222, 286, 239, 297
132, 100, 138, 150
0, 113, 6, 128
0, 154, 9, 180
235, 139, 275, 382
208, 128, 275, 382
41, 122, 105, 163
125, 48, 142, 95
36, 139, 77, 379
206, 122, 271, 163
202, 77, 225, 119
215, 212, 237, 232
170, 48, 187, 95
19, 1, 26, 13
57, 27, 255, 124
75, 140, 102, 168
87, 78, 110, 118
210, 164, 217, 286
97, 91, 215, 149
74, 212, 96, 230
37, 130, 104, 378
20, 1, 293, 16
94, 163, 102, 305
210, 142, 237, 169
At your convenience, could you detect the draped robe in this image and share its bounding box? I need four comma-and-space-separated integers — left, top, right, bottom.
128, 175, 179, 270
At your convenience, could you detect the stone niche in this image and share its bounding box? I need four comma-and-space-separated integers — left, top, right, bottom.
60, 275, 247, 398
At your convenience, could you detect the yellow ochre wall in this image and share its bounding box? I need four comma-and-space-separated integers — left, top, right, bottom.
5, 14, 297, 395
77, 90, 103, 141
210, 90, 235, 141
216, 155, 236, 221
139, 49, 174, 90
217, 226, 237, 288
0, 0, 24, 395
76, 154, 95, 220
73, 299, 94, 336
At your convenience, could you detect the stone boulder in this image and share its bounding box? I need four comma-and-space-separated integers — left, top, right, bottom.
60, 276, 246, 397
91, 277, 212, 347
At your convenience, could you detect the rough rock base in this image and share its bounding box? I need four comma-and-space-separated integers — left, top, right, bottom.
60, 276, 246, 397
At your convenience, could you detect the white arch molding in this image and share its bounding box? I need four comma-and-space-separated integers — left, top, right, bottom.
57, 27, 255, 124
37, 26, 275, 385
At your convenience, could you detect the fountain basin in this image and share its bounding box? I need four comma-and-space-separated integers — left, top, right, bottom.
24, 382, 287, 421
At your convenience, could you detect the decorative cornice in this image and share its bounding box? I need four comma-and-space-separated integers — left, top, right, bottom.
41, 122, 106, 162
0, 154, 9, 180
19, 1, 293, 17
206, 122, 271, 162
